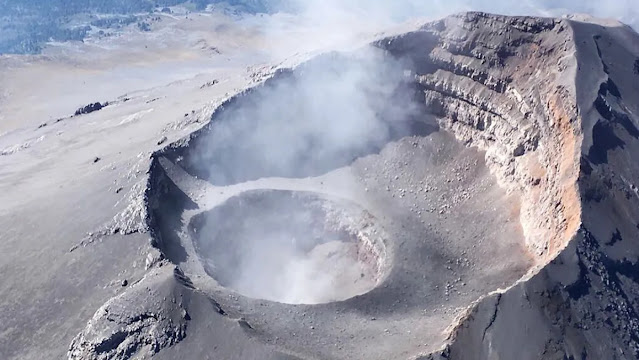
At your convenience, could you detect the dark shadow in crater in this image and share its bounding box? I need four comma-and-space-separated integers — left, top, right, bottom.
146, 159, 198, 265
588, 120, 625, 165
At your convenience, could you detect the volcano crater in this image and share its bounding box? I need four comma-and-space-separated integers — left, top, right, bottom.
188, 189, 389, 304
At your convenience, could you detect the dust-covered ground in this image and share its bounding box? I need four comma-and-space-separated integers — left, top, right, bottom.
3, 5, 639, 360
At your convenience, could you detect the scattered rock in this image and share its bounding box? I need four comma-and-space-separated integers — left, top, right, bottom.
238, 318, 253, 330
74, 102, 108, 116
200, 80, 219, 89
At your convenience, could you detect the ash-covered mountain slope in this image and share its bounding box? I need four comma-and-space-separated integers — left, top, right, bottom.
64, 11, 639, 360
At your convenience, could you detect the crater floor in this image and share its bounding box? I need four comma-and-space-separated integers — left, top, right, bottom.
189, 189, 388, 304
152, 129, 532, 359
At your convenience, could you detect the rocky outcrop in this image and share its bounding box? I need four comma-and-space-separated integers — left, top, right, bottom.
68, 267, 190, 360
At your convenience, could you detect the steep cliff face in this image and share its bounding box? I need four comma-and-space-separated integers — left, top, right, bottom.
405, 13, 639, 360
380, 12, 582, 260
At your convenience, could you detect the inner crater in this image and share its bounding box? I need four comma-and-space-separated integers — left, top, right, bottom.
188, 190, 388, 304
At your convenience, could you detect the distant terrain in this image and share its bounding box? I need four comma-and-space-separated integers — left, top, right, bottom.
2, 0, 637, 55
0, 0, 280, 54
